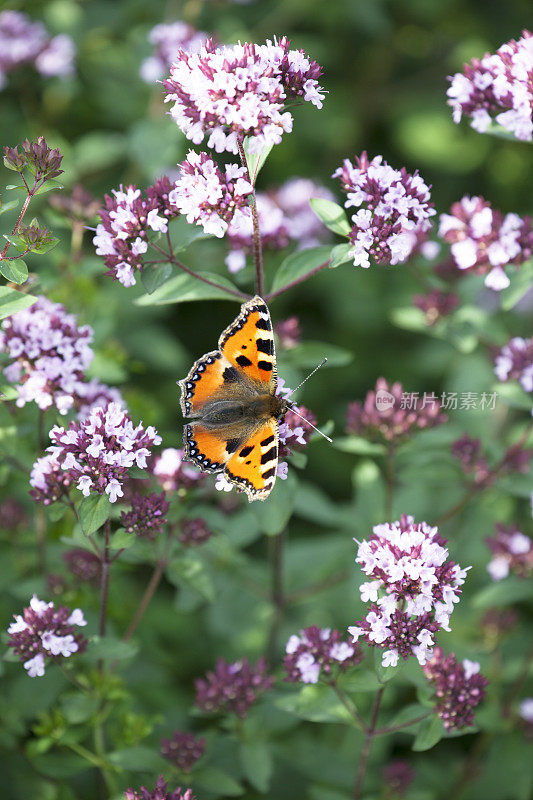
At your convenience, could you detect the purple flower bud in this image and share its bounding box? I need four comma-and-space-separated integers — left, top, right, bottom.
413, 289, 459, 325
125, 776, 197, 800
383, 760, 415, 797
121, 492, 170, 540
160, 731, 206, 772
486, 524, 533, 581
21, 136, 64, 181
49, 184, 100, 222
7, 595, 88, 677
153, 448, 204, 492
0, 498, 28, 531
423, 647, 488, 730
140, 22, 209, 83
447, 30, 533, 142
348, 515, 469, 668
179, 518, 213, 547
494, 337, 533, 394
63, 548, 101, 584
283, 626, 363, 684
195, 657, 274, 718
274, 317, 301, 350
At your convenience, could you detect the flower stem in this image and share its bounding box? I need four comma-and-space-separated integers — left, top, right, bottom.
122, 529, 174, 641
266, 528, 285, 663
264, 259, 330, 301
237, 137, 265, 297
353, 686, 385, 800
328, 680, 367, 732
149, 240, 248, 300
374, 710, 432, 736
384, 445, 396, 519
98, 519, 111, 639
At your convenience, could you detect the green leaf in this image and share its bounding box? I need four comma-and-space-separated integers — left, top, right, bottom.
309, 198, 351, 236
109, 528, 136, 551
239, 741, 273, 793
281, 340, 353, 369
243, 137, 274, 185
333, 436, 387, 455
472, 575, 533, 609
337, 669, 383, 693
328, 242, 353, 268
276, 684, 355, 724
140, 262, 172, 294
76, 493, 112, 535
60, 693, 99, 725
0, 258, 28, 284
501, 258, 533, 310
34, 179, 64, 196
412, 714, 444, 751
30, 236, 60, 255
85, 636, 138, 662
251, 471, 297, 535
271, 245, 333, 292
166, 556, 215, 601
494, 381, 533, 411
194, 767, 244, 796
109, 746, 166, 771
171, 215, 214, 252
374, 649, 405, 683
484, 120, 526, 141
135, 271, 241, 305
0, 198, 19, 216
0, 287, 37, 319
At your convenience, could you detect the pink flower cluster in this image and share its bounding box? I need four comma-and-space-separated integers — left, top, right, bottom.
486, 523, 533, 581
121, 492, 169, 540
125, 777, 196, 800
153, 448, 204, 491
0, 297, 120, 417
179, 518, 213, 547
423, 647, 488, 730
451, 433, 531, 487
32, 402, 161, 504
284, 626, 362, 684
140, 21, 208, 83
163, 37, 324, 154
413, 289, 459, 326
0, 10, 75, 91
226, 177, 334, 273
195, 657, 273, 717
160, 731, 205, 772
93, 178, 179, 288
346, 378, 447, 443
7, 595, 87, 677
169, 151, 253, 237
494, 337, 533, 393
348, 515, 469, 668
334, 152, 435, 269
438, 196, 533, 291
447, 30, 533, 141
30, 453, 74, 505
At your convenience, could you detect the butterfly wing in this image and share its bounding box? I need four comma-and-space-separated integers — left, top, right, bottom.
218, 296, 277, 390
224, 419, 279, 501
179, 350, 238, 417
183, 422, 234, 472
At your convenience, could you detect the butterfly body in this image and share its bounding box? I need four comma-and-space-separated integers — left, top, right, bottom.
179, 296, 290, 501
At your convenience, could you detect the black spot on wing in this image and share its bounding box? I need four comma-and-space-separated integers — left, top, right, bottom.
239, 445, 254, 458
260, 434, 275, 447
256, 317, 270, 331
226, 438, 240, 454
263, 467, 276, 479
261, 447, 277, 465
256, 338, 273, 355
236, 354, 252, 368
257, 360, 273, 372
222, 366, 239, 382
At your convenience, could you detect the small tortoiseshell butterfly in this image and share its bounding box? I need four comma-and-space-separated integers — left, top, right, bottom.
179, 296, 291, 501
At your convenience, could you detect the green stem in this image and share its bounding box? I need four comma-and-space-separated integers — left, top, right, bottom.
328, 680, 367, 732
384, 445, 395, 519
123, 528, 174, 641
264, 259, 330, 302
353, 686, 385, 800
374, 711, 432, 736
237, 137, 264, 297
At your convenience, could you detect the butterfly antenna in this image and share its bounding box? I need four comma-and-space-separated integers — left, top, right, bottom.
287, 406, 333, 443
285, 358, 328, 399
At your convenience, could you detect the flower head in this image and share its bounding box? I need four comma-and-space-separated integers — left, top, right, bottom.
141, 21, 208, 83
38, 402, 161, 504
346, 378, 447, 443
7, 595, 87, 677
486, 523, 533, 581
451, 433, 531, 487
413, 289, 459, 326
494, 337, 533, 393
124, 776, 197, 800
153, 448, 204, 491
179, 518, 213, 547
195, 657, 273, 717
169, 151, 253, 237
121, 492, 169, 540
49, 184, 101, 222
447, 30, 533, 142
334, 152, 435, 269
163, 37, 324, 154
439, 196, 533, 291
94, 180, 179, 288
348, 515, 469, 668
0, 296, 93, 414
160, 731, 206, 772
283, 626, 362, 684
383, 760, 415, 797
423, 647, 488, 730
0, 498, 28, 531
274, 316, 301, 350
30, 452, 74, 505
63, 548, 101, 584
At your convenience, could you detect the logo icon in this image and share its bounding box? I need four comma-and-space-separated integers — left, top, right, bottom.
375, 389, 395, 412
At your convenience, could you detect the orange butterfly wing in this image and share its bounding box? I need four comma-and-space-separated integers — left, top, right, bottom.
183, 422, 231, 472
218, 296, 276, 389
224, 419, 279, 501
179, 351, 230, 417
